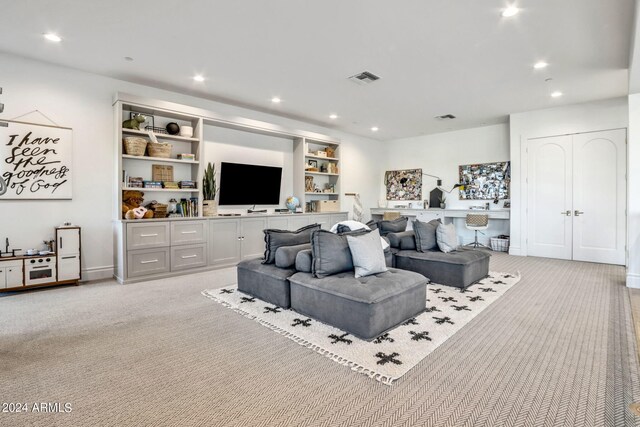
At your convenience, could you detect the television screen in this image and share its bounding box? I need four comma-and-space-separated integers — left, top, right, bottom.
218, 162, 282, 205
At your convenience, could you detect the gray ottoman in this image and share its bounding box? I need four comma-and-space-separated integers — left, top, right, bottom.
289, 268, 428, 340
394, 248, 490, 288
237, 258, 295, 308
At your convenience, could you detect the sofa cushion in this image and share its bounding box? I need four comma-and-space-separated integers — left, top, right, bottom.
237, 258, 296, 308
414, 219, 440, 252
275, 243, 311, 269
295, 249, 313, 273
263, 224, 320, 264
378, 216, 408, 235
346, 229, 388, 278
387, 230, 417, 250
311, 229, 368, 278
436, 222, 458, 253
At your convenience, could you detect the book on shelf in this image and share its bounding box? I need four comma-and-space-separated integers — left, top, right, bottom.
163, 181, 179, 189
143, 180, 163, 189
178, 180, 197, 189
176, 197, 199, 217
127, 177, 144, 188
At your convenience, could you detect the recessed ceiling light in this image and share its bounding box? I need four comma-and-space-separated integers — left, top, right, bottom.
124, 56, 134, 62
534, 61, 548, 69
551, 91, 563, 98
193, 75, 205, 82
43, 33, 62, 42
329, 114, 338, 119
371, 126, 379, 132
501, 6, 519, 17
271, 97, 281, 103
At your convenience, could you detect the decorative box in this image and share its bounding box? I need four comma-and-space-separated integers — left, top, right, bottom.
313, 200, 340, 212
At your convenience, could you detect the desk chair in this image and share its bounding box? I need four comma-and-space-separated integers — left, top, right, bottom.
465, 214, 489, 248
383, 211, 401, 221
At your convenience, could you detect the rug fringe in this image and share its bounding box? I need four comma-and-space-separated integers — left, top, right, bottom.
201, 290, 397, 385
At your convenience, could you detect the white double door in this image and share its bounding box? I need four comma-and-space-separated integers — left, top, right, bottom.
527, 129, 626, 265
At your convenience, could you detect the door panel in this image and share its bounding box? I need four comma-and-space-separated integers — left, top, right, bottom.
572, 129, 626, 265
209, 219, 241, 266
527, 136, 573, 260
240, 217, 268, 260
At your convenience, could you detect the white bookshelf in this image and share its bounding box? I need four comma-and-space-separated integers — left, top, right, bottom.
294, 137, 341, 213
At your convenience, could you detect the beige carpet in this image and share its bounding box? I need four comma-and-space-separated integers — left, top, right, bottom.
1, 252, 639, 426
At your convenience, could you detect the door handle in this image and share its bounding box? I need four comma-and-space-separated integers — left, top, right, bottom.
574, 210, 584, 216
181, 255, 197, 259
561, 210, 571, 216
140, 259, 158, 264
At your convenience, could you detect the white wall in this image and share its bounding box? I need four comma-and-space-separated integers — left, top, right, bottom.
509, 97, 628, 256
382, 124, 511, 244
0, 53, 384, 281
628, 94, 640, 287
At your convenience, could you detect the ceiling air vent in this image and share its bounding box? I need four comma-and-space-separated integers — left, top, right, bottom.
434, 114, 456, 120
348, 71, 381, 85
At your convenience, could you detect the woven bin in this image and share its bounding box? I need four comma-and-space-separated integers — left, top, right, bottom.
123, 137, 147, 156
148, 142, 172, 158
490, 237, 510, 252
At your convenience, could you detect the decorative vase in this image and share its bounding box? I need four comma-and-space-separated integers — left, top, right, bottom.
166, 122, 180, 135
440, 202, 446, 209
203, 200, 218, 217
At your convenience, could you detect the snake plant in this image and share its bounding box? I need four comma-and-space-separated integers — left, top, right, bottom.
203, 162, 217, 200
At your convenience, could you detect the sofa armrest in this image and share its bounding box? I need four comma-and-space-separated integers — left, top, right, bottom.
387, 230, 416, 250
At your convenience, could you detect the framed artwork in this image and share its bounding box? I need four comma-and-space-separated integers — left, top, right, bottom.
0, 120, 73, 199
458, 161, 510, 200
385, 168, 422, 200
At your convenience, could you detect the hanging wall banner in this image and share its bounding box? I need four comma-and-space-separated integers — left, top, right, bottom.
0, 121, 73, 199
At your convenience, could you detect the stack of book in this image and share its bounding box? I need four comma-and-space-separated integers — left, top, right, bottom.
127, 177, 144, 188
179, 180, 197, 189
143, 181, 163, 189
163, 181, 179, 189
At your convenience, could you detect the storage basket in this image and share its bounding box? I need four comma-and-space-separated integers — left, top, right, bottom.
313, 200, 340, 212
490, 237, 510, 252
147, 142, 172, 158
123, 137, 147, 156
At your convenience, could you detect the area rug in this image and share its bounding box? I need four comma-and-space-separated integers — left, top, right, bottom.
202, 271, 520, 385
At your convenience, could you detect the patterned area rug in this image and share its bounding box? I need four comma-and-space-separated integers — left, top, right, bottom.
202, 271, 520, 385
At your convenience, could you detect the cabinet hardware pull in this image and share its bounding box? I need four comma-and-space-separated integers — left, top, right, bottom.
140, 259, 158, 264
140, 233, 159, 237
181, 231, 197, 234
62, 256, 76, 259
59, 237, 62, 249
181, 255, 197, 259
561, 210, 571, 216
32, 266, 50, 270
574, 210, 585, 216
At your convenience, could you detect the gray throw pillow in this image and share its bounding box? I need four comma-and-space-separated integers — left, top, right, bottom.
366, 220, 379, 231
263, 224, 320, 264
436, 223, 459, 253
387, 230, 417, 250
311, 229, 368, 278
295, 249, 313, 273
379, 217, 408, 235
275, 243, 311, 269
346, 229, 388, 278
413, 219, 441, 252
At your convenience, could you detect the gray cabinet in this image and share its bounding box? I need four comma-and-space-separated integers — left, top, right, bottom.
330, 213, 348, 225
127, 248, 170, 278
171, 244, 207, 271
127, 222, 170, 250
171, 221, 208, 246
240, 217, 268, 260
209, 219, 242, 267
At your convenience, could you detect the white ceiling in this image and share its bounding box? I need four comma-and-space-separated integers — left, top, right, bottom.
0, 0, 635, 140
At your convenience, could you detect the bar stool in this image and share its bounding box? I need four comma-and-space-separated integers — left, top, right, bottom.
465, 214, 489, 248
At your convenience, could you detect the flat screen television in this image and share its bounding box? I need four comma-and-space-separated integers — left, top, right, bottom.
218, 162, 282, 205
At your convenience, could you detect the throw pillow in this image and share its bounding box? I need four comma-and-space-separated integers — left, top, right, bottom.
436, 223, 459, 253
263, 224, 320, 264
311, 229, 368, 278
366, 219, 379, 231
275, 243, 311, 269
336, 224, 351, 233
413, 219, 441, 252
346, 229, 388, 278
378, 217, 408, 235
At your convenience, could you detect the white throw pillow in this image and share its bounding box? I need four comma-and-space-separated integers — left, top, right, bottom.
436, 223, 459, 253
346, 229, 388, 278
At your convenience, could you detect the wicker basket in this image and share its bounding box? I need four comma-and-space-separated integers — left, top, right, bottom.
490, 237, 510, 252
123, 137, 147, 156
147, 142, 172, 158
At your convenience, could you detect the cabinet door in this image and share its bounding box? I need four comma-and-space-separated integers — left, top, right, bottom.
57, 228, 80, 256
288, 216, 310, 230
2, 261, 23, 288
171, 244, 207, 271
58, 254, 80, 281
0, 267, 5, 289
209, 219, 242, 267
330, 213, 348, 227
127, 248, 170, 278
127, 222, 170, 250
267, 217, 289, 230
240, 217, 268, 260
306, 215, 330, 230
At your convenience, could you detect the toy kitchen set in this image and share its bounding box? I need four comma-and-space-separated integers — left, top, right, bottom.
0, 226, 81, 291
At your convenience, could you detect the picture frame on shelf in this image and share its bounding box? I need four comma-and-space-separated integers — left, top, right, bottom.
308, 160, 318, 169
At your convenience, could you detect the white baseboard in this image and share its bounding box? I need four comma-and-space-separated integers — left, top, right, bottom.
627, 273, 640, 289
508, 246, 524, 256
81, 265, 114, 282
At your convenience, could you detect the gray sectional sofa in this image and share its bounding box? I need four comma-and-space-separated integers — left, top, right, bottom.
236, 219, 490, 340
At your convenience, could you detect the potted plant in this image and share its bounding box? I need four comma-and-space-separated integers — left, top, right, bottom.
438, 194, 446, 209
202, 162, 218, 217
